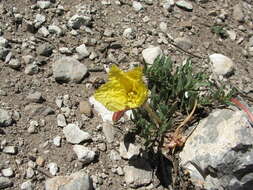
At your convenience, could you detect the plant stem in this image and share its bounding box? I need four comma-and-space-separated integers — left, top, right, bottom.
142, 102, 162, 128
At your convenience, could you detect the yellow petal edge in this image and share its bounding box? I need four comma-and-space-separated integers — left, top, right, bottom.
94, 65, 148, 112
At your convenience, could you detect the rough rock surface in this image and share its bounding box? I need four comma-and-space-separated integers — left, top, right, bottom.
180, 107, 253, 190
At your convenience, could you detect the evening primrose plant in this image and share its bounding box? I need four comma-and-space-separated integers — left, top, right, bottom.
94, 55, 235, 153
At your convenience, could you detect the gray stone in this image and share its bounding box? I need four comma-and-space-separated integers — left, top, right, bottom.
123, 28, 135, 39
132, 1, 143, 12
124, 159, 152, 188
48, 163, 58, 176
68, 15, 91, 29
37, 43, 53, 57
176, 0, 193, 11
145, 0, 153, 5
119, 141, 140, 160
52, 57, 88, 83
26, 167, 35, 179
48, 25, 63, 36
142, 46, 162, 65
73, 145, 95, 164
76, 44, 90, 60
179, 107, 253, 190
59, 47, 72, 55
45, 172, 93, 190
0, 177, 13, 189
248, 36, 253, 47
63, 123, 91, 144
233, 3, 245, 22
1, 168, 14, 177
116, 167, 124, 176
163, 0, 175, 10
20, 180, 34, 190
101, 0, 111, 5
226, 30, 237, 41
37, 1, 51, 9
53, 136, 61, 147
0, 47, 9, 60
174, 37, 193, 50
4, 52, 12, 64
26, 91, 43, 103
38, 26, 50, 37
22, 55, 34, 65
103, 28, 113, 37
0, 109, 13, 127
0, 37, 8, 47
159, 22, 168, 33
79, 101, 92, 117
57, 114, 67, 127
209, 53, 234, 77
102, 122, 115, 143
24, 104, 54, 116
8, 58, 21, 70
24, 63, 39, 75
109, 150, 121, 161
34, 14, 46, 28
3, 146, 18, 154
0, 90, 7, 96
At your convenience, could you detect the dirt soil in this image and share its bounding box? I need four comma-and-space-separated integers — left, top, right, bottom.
0, 0, 253, 190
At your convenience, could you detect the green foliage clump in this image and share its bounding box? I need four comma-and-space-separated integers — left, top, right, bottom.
211, 25, 228, 38
131, 55, 235, 148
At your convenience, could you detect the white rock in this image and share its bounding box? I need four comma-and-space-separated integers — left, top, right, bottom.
45, 172, 92, 190
24, 63, 39, 75
8, 58, 21, 70
176, 0, 193, 11
20, 180, 33, 190
38, 26, 50, 37
0, 108, 13, 127
109, 150, 121, 161
34, 14, 46, 28
132, 1, 143, 12
76, 44, 90, 60
0, 37, 8, 47
48, 163, 58, 176
53, 136, 61, 147
89, 96, 114, 123
55, 98, 63, 108
124, 159, 152, 188
57, 114, 67, 127
123, 28, 135, 39
1, 168, 14, 177
209, 54, 234, 76
48, 25, 63, 36
63, 123, 91, 144
163, 0, 175, 10
3, 146, 18, 154
73, 145, 95, 164
26, 167, 34, 179
119, 142, 140, 160
59, 47, 72, 55
52, 57, 88, 83
226, 30, 236, 41
142, 46, 162, 65
159, 22, 168, 33
102, 122, 115, 143
37, 1, 51, 9
68, 15, 91, 29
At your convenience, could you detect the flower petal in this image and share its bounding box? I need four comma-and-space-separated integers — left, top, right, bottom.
94, 80, 128, 112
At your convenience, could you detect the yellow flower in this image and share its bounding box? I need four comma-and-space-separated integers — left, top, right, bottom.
94, 65, 148, 112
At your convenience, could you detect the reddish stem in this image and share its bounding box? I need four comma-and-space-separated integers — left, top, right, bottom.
230, 98, 253, 125
112, 110, 126, 122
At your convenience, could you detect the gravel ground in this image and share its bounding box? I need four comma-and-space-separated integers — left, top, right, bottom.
0, 0, 253, 189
